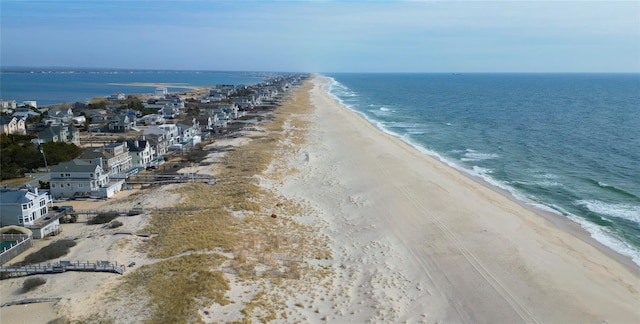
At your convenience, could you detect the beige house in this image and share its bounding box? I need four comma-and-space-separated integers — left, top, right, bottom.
0, 116, 27, 135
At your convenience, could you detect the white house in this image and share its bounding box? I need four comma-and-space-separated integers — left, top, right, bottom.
177, 121, 199, 145
0, 187, 59, 238
0, 187, 51, 227
155, 87, 169, 97
138, 114, 165, 126
0, 100, 17, 112
22, 101, 37, 109
80, 142, 134, 178
49, 159, 124, 199
144, 124, 180, 146
108, 92, 126, 100
123, 138, 155, 168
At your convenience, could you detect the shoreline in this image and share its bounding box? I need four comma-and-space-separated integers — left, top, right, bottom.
322, 74, 640, 271
107, 82, 204, 91
294, 75, 639, 322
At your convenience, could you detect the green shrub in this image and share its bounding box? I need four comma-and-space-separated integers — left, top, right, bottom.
108, 220, 123, 229
89, 213, 118, 225
22, 277, 46, 292
22, 239, 77, 264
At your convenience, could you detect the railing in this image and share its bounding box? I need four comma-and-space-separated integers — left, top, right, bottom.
0, 260, 125, 278
0, 235, 32, 266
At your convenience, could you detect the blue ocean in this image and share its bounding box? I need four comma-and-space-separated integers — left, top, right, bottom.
0, 70, 266, 106
325, 73, 640, 266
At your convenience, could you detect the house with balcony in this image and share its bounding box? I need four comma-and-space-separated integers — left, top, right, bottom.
80, 142, 134, 179
48, 107, 74, 123
108, 114, 136, 133
49, 159, 124, 199
121, 138, 155, 168
195, 115, 214, 132
145, 134, 168, 164
144, 124, 179, 146
177, 121, 200, 146
0, 187, 60, 238
36, 125, 80, 145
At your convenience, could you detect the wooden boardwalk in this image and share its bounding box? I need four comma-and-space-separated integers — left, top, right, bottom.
0, 260, 125, 278
74, 207, 207, 217
126, 174, 216, 185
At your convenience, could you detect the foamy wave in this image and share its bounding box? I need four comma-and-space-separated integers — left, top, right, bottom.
512, 180, 563, 188
533, 172, 560, 180
575, 200, 640, 224
461, 149, 499, 162
379, 107, 391, 112
388, 122, 424, 129
471, 166, 493, 175
565, 213, 640, 266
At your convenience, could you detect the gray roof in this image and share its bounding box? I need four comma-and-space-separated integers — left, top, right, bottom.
125, 140, 148, 152
0, 188, 31, 204
50, 159, 100, 173
0, 116, 17, 125
38, 127, 59, 140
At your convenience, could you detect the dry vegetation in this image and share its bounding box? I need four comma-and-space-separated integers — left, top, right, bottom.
114, 81, 334, 323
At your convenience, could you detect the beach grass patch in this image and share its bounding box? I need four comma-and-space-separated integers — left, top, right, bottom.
122, 253, 229, 324
22, 276, 46, 292
22, 239, 77, 264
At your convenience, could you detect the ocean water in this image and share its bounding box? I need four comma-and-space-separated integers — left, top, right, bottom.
325, 73, 640, 266
0, 70, 267, 106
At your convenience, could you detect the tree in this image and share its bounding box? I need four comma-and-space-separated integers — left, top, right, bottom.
0, 136, 83, 180
41, 142, 82, 165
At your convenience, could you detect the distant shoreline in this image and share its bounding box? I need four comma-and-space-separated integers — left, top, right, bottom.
107, 82, 204, 91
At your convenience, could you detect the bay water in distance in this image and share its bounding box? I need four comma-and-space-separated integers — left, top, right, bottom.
325, 73, 640, 266
0, 69, 268, 106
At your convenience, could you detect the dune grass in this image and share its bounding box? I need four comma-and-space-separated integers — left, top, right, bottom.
123, 253, 229, 324
118, 80, 334, 323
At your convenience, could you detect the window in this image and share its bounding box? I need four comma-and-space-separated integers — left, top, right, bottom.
41, 207, 47, 216
60, 173, 64, 177
40, 200, 45, 206
79, 183, 82, 187
67, 183, 70, 187
51, 184, 56, 188
22, 204, 27, 210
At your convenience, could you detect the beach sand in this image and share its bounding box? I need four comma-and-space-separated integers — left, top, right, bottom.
271, 75, 639, 323
1, 75, 638, 323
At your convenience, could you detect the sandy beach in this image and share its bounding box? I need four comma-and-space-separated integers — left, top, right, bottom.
2, 75, 639, 323
282, 75, 639, 323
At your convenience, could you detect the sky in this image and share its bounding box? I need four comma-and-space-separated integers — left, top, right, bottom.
1, 0, 638, 73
